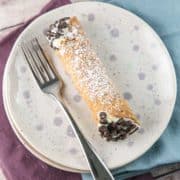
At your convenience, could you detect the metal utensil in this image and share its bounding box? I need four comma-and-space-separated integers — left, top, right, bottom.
21, 38, 114, 180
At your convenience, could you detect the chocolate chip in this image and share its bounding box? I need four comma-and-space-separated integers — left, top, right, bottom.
122, 121, 129, 126
60, 17, 70, 22
112, 130, 118, 137
50, 39, 55, 48
46, 31, 56, 37
58, 18, 69, 29
99, 112, 107, 119
59, 22, 67, 29
111, 122, 117, 129
119, 130, 126, 136
130, 124, 136, 129
117, 125, 122, 131
107, 124, 113, 132
99, 117, 138, 141
108, 122, 118, 133
98, 126, 107, 133
126, 120, 132, 126
100, 118, 108, 124
103, 131, 110, 137
117, 119, 124, 124
55, 32, 62, 38
122, 126, 129, 131
119, 134, 127, 140
129, 127, 138, 135
112, 138, 119, 142
125, 126, 132, 133
106, 135, 112, 141
119, 131, 127, 140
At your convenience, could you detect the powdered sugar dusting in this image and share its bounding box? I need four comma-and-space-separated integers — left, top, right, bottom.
46, 17, 137, 117
70, 38, 119, 105
55, 18, 120, 106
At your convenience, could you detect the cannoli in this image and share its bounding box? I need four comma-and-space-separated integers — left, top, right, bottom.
45, 17, 140, 141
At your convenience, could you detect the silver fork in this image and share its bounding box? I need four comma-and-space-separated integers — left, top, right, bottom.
21, 38, 114, 180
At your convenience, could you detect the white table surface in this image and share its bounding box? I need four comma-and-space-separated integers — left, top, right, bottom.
0, 0, 180, 179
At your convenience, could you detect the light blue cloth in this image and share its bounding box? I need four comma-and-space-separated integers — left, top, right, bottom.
82, 0, 180, 179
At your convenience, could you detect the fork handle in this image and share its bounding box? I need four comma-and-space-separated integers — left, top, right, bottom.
49, 93, 114, 180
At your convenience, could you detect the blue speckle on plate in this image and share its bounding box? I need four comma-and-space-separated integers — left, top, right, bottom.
127, 141, 134, 147
55, 107, 61, 113
73, 95, 81, 102
138, 128, 145, 134
53, 117, 63, 126
109, 54, 117, 62
69, 148, 78, 155
105, 24, 111, 29
67, 125, 75, 137
26, 100, 32, 105
36, 124, 43, 131
88, 13, 95, 21
138, 73, 146, 80
147, 84, 153, 90
134, 25, 139, 31
123, 92, 133, 100
110, 28, 119, 37
133, 44, 140, 51
23, 91, 30, 99
152, 64, 158, 71
20, 66, 27, 73
136, 114, 141, 119
155, 99, 161, 105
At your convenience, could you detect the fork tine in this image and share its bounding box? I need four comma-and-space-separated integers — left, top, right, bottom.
22, 39, 60, 89
27, 43, 47, 83
34, 38, 59, 81
31, 39, 52, 81
21, 43, 44, 87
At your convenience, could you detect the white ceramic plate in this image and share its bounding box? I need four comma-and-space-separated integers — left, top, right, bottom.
3, 2, 177, 172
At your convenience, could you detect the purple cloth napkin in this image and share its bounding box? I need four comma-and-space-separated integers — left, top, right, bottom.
0, 0, 82, 180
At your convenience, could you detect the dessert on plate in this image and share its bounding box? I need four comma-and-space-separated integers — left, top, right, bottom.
45, 16, 140, 141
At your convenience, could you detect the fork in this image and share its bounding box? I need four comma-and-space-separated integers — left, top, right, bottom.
21, 38, 114, 180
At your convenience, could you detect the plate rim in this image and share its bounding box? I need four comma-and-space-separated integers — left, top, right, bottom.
3, 91, 87, 173
2, 1, 177, 172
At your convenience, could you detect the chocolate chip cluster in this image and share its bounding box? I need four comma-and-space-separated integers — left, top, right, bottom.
98, 112, 138, 141
45, 17, 70, 49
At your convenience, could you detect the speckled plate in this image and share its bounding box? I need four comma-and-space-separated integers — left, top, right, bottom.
3, 2, 177, 172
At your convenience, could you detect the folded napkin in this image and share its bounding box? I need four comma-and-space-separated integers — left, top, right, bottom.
83, 0, 180, 179
0, 0, 82, 180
